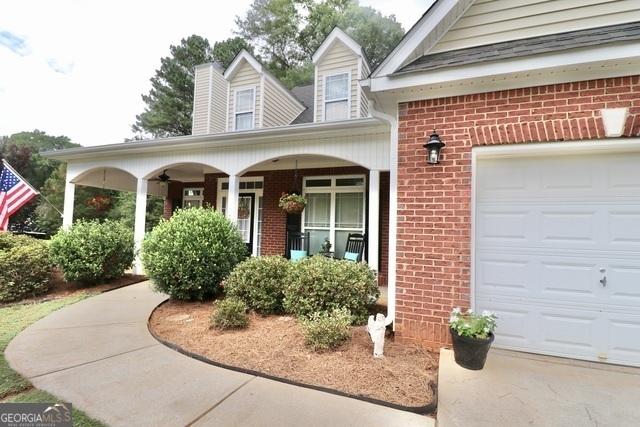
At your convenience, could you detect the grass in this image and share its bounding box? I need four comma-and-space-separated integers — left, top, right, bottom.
0, 292, 106, 427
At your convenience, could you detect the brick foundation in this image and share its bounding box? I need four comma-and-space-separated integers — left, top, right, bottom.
395, 75, 640, 348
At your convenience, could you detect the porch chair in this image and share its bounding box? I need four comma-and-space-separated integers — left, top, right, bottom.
286, 231, 310, 261
343, 233, 366, 262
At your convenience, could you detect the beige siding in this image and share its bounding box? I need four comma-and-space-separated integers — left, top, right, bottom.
359, 60, 370, 119
192, 64, 227, 135
192, 65, 211, 135
431, 0, 640, 54
315, 41, 360, 122
228, 61, 261, 131
262, 78, 305, 127
209, 66, 227, 133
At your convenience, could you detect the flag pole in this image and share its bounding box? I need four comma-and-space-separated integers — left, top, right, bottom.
1, 159, 63, 217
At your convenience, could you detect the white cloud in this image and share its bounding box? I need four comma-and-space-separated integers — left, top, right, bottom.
0, 1, 424, 147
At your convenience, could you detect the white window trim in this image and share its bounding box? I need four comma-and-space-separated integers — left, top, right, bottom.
217, 177, 264, 256
233, 86, 256, 131
302, 174, 366, 256
322, 71, 351, 122
182, 187, 204, 208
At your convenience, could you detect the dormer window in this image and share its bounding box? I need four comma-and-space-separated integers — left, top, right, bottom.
234, 87, 255, 130
324, 72, 350, 121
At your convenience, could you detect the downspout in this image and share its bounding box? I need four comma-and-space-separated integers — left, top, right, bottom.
369, 105, 398, 328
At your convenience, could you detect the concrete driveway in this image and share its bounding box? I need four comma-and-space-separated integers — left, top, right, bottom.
5, 282, 433, 427
437, 348, 640, 427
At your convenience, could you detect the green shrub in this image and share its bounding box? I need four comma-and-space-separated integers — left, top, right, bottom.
49, 220, 134, 283
211, 297, 249, 329
141, 208, 247, 300
225, 256, 290, 314
0, 237, 51, 303
283, 256, 379, 322
300, 308, 352, 351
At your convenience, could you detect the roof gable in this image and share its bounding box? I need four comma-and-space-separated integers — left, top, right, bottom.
312, 27, 364, 64
223, 50, 262, 80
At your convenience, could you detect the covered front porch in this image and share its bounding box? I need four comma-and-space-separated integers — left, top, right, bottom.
47, 118, 393, 288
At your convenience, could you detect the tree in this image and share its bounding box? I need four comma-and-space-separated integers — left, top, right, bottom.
236, 0, 405, 84
1, 130, 79, 231
132, 35, 214, 138
212, 37, 256, 69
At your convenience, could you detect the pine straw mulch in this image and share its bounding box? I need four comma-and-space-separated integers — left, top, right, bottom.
149, 300, 438, 408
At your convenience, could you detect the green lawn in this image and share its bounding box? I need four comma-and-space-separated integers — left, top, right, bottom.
0, 293, 106, 427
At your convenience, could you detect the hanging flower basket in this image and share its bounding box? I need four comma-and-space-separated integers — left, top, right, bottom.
278, 193, 307, 214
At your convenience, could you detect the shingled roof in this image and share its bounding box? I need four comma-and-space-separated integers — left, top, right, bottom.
396, 22, 640, 75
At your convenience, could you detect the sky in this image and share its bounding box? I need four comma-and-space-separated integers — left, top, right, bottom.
0, 0, 425, 147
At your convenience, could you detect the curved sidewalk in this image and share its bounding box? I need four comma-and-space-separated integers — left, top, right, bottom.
6, 282, 433, 427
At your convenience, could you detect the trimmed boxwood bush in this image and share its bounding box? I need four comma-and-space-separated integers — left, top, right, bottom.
211, 297, 249, 329
283, 255, 379, 322
0, 235, 51, 303
300, 308, 352, 351
49, 220, 134, 283
224, 256, 291, 314
141, 207, 247, 300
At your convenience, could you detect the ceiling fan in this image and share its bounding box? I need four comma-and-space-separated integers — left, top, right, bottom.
149, 169, 173, 184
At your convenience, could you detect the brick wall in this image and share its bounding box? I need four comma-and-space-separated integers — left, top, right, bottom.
396, 75, 640, 347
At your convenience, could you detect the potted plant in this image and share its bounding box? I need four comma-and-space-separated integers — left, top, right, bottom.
449, 308, 497, 370
278, 193, 307, 214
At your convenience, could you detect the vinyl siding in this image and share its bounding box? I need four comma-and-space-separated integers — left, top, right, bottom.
315, 41, 360, 122
431, 0, 640, 54
192, 64, 227, 135
192, 65, 211, 135
262, 77, 305, 127
359, 60, 370, 118
228, 61, 261, 131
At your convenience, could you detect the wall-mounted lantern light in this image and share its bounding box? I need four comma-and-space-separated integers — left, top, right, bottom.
423, 130, 445, 164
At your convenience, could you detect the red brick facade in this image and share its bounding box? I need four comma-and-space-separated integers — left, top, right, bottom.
395, 75, 640, 347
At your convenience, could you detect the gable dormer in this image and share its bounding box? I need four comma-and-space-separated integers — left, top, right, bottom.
224, 50, 305, 131
312, 28, 370, 122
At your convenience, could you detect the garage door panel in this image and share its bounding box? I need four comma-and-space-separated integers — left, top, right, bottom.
608, 265, 640, 307
475, 150, 640, 367
476, 256, 532, 297
607, 314, 640, 365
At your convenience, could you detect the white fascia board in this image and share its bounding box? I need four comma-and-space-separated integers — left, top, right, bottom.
42, 118, 388, 161
372, 0, 448, 78
370, 42, 640, 93
312, 27, 364, 64
223, 50, 263, 80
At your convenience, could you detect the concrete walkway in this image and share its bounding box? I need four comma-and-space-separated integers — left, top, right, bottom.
437, 348, 640, 427
6, 282, 433, 427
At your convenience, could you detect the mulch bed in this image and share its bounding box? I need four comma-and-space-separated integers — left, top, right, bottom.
149, 300, 438, 408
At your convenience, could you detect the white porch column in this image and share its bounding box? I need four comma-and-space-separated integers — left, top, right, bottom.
62, 181, 75, 229
226, 175, 240, 224
133, 178, 148, 275
368, 170, 380, 272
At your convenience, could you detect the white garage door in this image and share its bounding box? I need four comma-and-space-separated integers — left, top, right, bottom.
475, 150, 640, 367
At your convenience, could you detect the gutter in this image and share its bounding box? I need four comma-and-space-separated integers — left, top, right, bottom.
42, 117, 387, 161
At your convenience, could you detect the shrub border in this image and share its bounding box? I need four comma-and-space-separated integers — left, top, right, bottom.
147, 300, 437, 415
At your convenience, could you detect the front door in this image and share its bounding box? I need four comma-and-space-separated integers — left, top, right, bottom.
237, 193, 255, 253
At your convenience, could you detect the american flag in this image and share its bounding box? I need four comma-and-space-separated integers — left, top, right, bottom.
0, 161, 38, 231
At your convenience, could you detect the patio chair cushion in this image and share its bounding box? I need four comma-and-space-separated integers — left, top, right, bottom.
344, 251, 359, 262
290, 250, 308, 261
